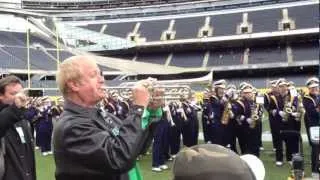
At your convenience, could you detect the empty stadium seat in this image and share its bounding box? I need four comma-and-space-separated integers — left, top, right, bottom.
208, 48, 243, 67
170, 51, 204, 67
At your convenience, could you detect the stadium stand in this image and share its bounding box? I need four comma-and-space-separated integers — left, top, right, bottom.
248, 44, 287, 64
0, 49, 27, 69
140, 20, 169, 41
0, 31, 55, 48
208, 48, 244, 67
174, 17, 204, 39
21, 0, 207, 10
73, 3, 319, 43
135, 52, 168, 64
79, 24, 102, 33
170, 51, 204, 67
289, 4, 319, 29
0, 31, 25, 46
2, 47, 57, 70
248, 8, 281, 33
211, 13, 242, 36
47, 50, 74, 61
291, 40, 319, 62
105, 22, 136, 38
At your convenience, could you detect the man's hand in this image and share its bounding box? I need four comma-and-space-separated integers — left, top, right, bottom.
14, 91, 28, 108
132, 79, 152, 107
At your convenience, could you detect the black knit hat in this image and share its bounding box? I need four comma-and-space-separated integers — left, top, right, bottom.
172, 144, 265, 180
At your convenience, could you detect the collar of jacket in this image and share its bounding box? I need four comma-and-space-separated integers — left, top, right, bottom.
63, 99, 98, 116
0, 102, 9, 111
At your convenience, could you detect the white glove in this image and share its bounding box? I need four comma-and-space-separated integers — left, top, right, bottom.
221, 96, 228, 103
246, 118, 253, 124
240, 115, 245, 121
163, 106, 169, 112
229, 112, 235, 119
291, 112, 300, 117
272, 109, 277, 116
278, 111, 285, 118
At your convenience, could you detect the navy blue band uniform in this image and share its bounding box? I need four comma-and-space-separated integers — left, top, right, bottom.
302, 77, 320, 173
269, 79, 301, 163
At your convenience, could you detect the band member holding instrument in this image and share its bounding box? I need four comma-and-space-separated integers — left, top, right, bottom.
231, 82, 260, 156
264, 80, 279, 152
37, 97, 54, 156
53, 56, 162, 180
169, 101, 183, 157
201, 89, 213, 143
210, 79, 229, 146
180, 95, 196, 147
302, 77, 320, 177
269, 78, 300, 166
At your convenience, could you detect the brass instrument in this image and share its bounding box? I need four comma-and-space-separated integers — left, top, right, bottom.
221, 100, 233, 125
249, 103, 260, 129
249, 92, 264, 128
282, 95, 293, 122
106, 85, 191, 102
295, 94, 305, 122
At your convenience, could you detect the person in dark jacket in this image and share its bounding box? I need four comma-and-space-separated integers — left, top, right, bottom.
302, 77, 320, 177
0, 75, 36, 180
53, 56, 160, 180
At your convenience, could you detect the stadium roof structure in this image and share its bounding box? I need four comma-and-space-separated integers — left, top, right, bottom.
55, 22, 135, 51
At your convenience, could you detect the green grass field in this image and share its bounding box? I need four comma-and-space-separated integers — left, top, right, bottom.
35, 141, 313, 180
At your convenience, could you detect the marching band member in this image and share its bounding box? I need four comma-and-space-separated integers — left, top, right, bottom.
231, 82, 260, 156
105, 92, 119, 116
210, 79, 229, 146
264, 80, 279, 151
269, 78, 300, 166
117, 98, 131, 120
151, 106, 170, 172
252, 88, 265, 154
169, 101, 183, 157
180, 95, 194, 147
37, 97, 53, 156
201, 89, 213, 143
302, 77, 320, 177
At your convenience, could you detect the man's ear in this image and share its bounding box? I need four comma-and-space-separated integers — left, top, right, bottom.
66, 80, 80, 92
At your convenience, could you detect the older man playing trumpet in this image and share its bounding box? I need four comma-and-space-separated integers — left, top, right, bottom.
53, 56, 162, 180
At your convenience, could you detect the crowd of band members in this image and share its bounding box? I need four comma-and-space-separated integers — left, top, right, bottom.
98, 77, 319, 174
22, 76, 319, 174
23, 97, 64, 156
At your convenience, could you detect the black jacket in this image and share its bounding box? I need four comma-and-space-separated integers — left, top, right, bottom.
53, 100, 152, 180
0, 103, 36, 180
